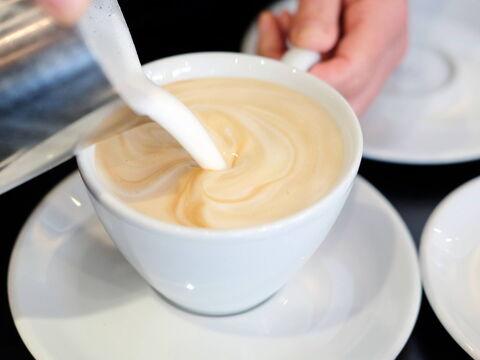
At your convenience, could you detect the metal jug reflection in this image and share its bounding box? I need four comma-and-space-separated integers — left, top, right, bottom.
0, 0, 115, 193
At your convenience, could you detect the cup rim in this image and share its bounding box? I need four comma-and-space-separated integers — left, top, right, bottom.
77, 52, 363, 239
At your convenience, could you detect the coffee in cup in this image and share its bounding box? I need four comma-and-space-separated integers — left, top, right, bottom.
95, 77, 344, 229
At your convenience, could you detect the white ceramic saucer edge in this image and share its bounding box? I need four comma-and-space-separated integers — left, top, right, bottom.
7, 180, 65, 360
420, 176, 480, 359
356, 179, 421, 360
359, 148, 480, 167
8, 172, 421, 360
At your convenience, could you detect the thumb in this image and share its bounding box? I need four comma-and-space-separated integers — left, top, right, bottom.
289, 0, 341, 52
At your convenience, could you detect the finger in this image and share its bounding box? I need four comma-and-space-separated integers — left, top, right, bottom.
310, 57, 351, 91
311, 30, 407, 99
310, 1, 407, 97
289, 0, 342, 52
348, 61, 392, 116
277, 11, 293, 36
349, 37, 407, 115
36, 0, 89, 25
338, 29, 407, 115
257, 11, 286, 59
317, 35, 405, 113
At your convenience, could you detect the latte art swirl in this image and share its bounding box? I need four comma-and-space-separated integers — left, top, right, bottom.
96, 78, 344, 228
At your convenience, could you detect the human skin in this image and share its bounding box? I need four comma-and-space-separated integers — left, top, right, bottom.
36, 0, 89, 25
258, 0, 408, 115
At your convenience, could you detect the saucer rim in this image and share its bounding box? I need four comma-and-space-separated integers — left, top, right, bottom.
8, 172, 422, 360
420, 175, 480, 359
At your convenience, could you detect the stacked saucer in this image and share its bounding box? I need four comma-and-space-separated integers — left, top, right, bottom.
421, 176, 480, 359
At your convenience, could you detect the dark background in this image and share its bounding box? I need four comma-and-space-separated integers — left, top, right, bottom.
119, 0, 266, 64
1, 1, 479, 358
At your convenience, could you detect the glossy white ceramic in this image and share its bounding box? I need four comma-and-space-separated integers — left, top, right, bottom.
79, 0, 227, 170
421, 175, 480, 359
241, 0, 480, 165
8, 173, 421, 360
76, 52, 362, 315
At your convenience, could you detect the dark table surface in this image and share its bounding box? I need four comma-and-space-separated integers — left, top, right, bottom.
1, 0, 480, 358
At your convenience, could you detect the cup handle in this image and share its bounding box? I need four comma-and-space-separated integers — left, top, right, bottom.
281, 47, 321, 71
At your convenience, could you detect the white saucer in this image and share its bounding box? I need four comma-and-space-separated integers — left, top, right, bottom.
421, 175, 480, 359
241, 0, 480, 165
8, 173, 421, 360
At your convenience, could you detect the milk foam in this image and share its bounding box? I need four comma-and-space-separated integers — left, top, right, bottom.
95, 78, 344, 229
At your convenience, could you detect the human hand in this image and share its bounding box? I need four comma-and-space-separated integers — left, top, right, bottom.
257, 0, 408, 115
36, 0, 89, 25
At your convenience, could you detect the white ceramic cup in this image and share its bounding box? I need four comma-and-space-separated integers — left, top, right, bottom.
77, 52, 362, 315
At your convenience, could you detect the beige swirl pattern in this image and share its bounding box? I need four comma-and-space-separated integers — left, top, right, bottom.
95, 78, 343, 229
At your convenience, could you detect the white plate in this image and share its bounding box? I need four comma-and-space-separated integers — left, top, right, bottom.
241, 0, 480, 165
8, 173, 421, 360
421, 175, 480, 359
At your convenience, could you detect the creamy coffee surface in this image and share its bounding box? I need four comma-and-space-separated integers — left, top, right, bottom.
95, 78, 343, 229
